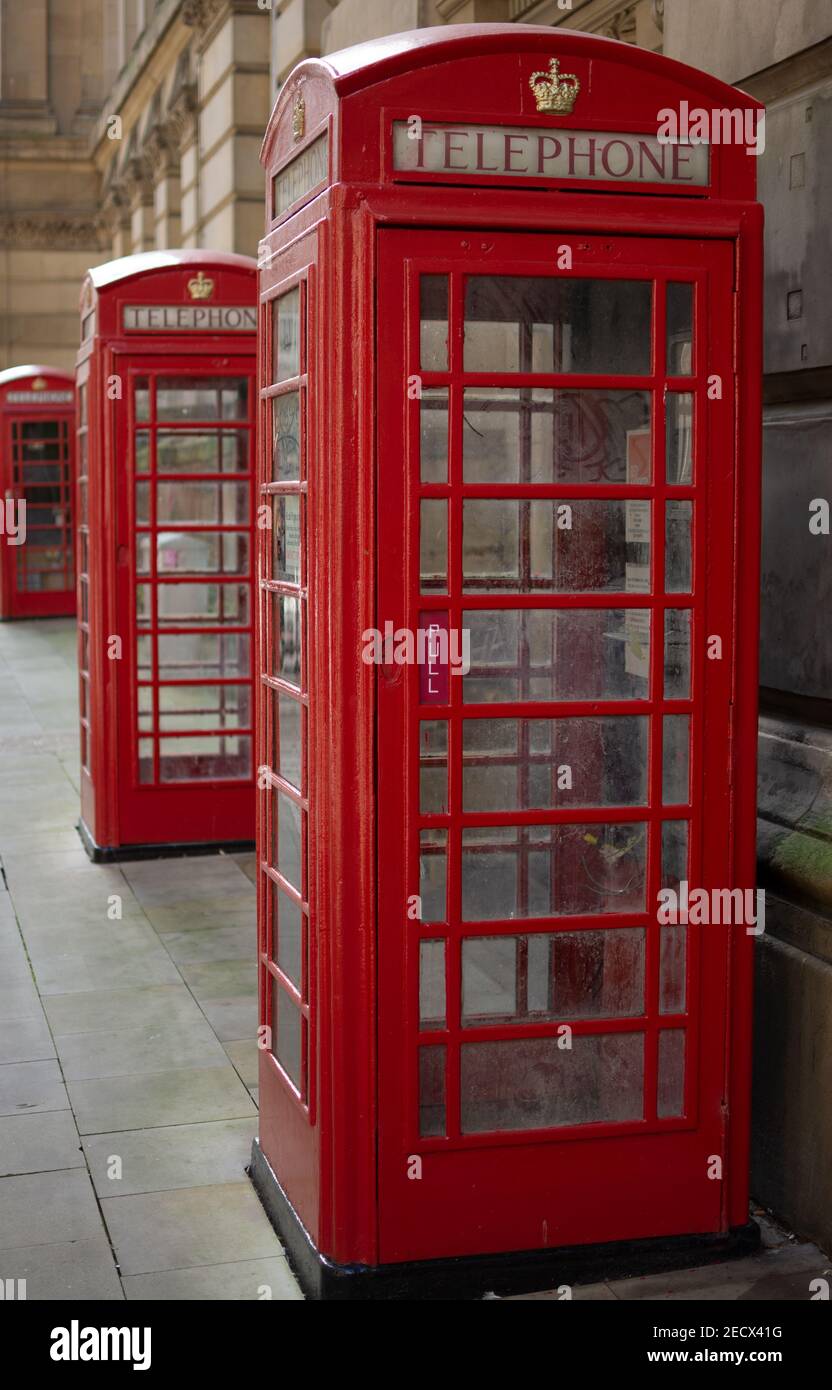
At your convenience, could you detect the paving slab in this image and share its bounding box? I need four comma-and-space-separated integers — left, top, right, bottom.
224, 1038, 259, 1087
0, 1109, 84, 1177
0, 1059, 69, 1116
123, 1256, 301, 1301
44, 983, 209, 1037
83, 1117, 257, 1196
57, 1014, 230, 1081
101, 1181, 286, 1275
0, 1014, 56, 1064
0, 1234, 124, 1300
69, 1065, 257, 1134
0, 1168, 105, 1250
161, 924, 256, 965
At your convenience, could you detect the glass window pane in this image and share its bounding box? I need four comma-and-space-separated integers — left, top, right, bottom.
272, 494, 302, 585
462, 716, 648, 811
664, 609, 691, 698
158, 684, 251, 731
419, 1045, 446, 1137
419, 940, 446, 1031
154, 581, 249, 627
461, 822, 647, 920
271, 593, 302, 686
462, 388, 651, 485
272, 978, 302, 1091
657, 1030, 685, 1118
135, 378, 150, 420
154, 431, 250, 474
462, 608, 650, 703
661, 820, 689, 891
273, 286, 301, 382
156, 377, 247, 421
420, 275, 448, 371
420, 388, 448, 483
157, 632, 249, 680
460, 1033, 644, 1133
666, 392, 693, 484
462, 498, 651, 593
274, 792, 303, 893
662, 714, 690, 804
272, 392, 300, 481
156, 481, 248, 526
419, 829, 447, 923
156, 532, 249, 576
464, 277, 652, 374
275, 690, 302, 791
136, 431, 150, 472
419, 720, 448, 814
273, 882, 302, 990
462, 929, 645, 1025
420, 499, 447, 593
158, 734, 251, 781
660, 923, 687, 1014
667, 283, 693, 375
666, 500, 692, 592
138, 736, 153, 783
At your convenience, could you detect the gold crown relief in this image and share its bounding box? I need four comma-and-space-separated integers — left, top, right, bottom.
32, 377, 47, 390
529, 58, 581, 115
187, 271, 215, 301
292, 92, 305, 143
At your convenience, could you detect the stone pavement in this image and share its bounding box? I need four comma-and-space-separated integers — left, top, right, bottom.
0, 619, 828, 1302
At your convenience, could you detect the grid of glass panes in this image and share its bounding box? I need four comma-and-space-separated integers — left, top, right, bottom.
416, 271, 695, 1140
13, 416, 73, 595
133, 373, 254, 784
77, 381, 91, 773
261, 283, 311, 1103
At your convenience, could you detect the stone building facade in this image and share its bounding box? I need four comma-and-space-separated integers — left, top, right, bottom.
0, 0, 271, 371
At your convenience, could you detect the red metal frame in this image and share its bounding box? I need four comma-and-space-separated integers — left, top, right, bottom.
256, 25, 763, 1274
76, 252, 258, 856
0, 366, 76, 620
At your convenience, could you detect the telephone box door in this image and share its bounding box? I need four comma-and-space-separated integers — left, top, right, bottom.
2, 411, 74, 618
377, 229, 737, 1262
112, 355, 256, 847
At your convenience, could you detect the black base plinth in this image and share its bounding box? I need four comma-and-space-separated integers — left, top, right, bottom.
76, 818, 255, 864
249, 1139, 761, 1302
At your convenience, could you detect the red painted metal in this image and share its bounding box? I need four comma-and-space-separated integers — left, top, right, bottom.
75, 251, 258, 857
256, 24, 763, 1274
0, 365, 76, 620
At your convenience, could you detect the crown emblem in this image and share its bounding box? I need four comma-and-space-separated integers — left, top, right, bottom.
292, 92, 305, 143
187, 271, 214, 301
32, 377, 47, 390
529, 57, 581, 115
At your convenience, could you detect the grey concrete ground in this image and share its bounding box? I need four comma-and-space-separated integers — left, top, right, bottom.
0, 619, 828, 1302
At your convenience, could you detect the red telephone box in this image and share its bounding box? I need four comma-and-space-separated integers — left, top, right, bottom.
76, 251, 258, 860
0, 365, 76, 620
250, 27, 763, 1298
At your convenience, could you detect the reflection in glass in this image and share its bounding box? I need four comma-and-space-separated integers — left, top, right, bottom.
667, 283, 693, 375
419, 829, 447, 923
273, 494, 301, 584
419, 940, 446, 1031
419, 1045, 446, 1137
666, 500, 692, 592
272, 593, 302, 686
462, 715, 649, 811
460, 1033, 644, 1133
464, 277, 652, 374
462, 929, 645, 1024
462, 388, 651, 485
273, 391, 300, 481
463, 608, 650, 703
662, 714, 690, 804
661, 820, 689, 891
273, 978, 302, 1091
274, 881, 302, 989
420, 389, 448, 483
664, 609, 691, 698
462, 498, 651, 593
420, 499, 447, 593
273, 286, 301, 382
419, 720, 448, 814
657, 1030, 685, 1117
666, 392, 693, 484
461, 821, 647, 920
420, 275, 448, 370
